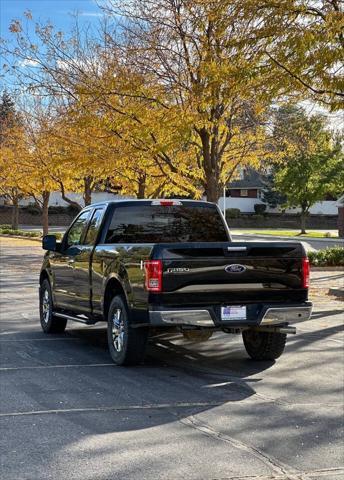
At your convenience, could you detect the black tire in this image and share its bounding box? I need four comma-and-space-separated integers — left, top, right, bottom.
107, 295, 148, 366
242, 329, 287, 361
39, 279, 67, 333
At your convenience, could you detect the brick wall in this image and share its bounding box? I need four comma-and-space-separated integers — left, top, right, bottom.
0, 207, 74, 227
338, 207, 344, 238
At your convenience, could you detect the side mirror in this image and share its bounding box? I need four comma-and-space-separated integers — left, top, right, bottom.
42, 235, 59, 251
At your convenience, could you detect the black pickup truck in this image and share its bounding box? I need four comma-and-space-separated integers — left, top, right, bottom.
39, 199, 312, 365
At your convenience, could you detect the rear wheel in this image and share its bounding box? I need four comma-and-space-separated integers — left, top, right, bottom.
39, 279, 67, 333
242, 329, 286, 360
107, 295, 148, 366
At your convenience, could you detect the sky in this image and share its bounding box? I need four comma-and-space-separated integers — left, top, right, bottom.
0, 0, 342, 130
1, 0, 102, 41
1, 0, 105, 92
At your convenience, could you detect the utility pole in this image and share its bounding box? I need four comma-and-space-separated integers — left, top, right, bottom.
223, 183, 226, 216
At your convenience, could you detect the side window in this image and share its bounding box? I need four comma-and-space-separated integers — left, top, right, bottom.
84, 208, 104, 245
66, 211, 90, 247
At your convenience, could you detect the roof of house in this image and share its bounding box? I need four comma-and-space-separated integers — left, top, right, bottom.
227, 169, 268, 189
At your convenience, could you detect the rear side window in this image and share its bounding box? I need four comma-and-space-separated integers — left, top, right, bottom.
105, 205, 228, 243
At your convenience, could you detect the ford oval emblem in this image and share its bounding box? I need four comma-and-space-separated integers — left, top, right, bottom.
225, 264, 246, 274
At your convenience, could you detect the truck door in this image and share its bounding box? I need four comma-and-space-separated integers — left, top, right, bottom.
51, 210, 91, 310
72, 207, 105, 313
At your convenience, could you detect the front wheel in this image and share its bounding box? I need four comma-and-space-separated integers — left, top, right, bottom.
242, 329, 287, 361
107, 295, 148, 366
39, 279, 67, 333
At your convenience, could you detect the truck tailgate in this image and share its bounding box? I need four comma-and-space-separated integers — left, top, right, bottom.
152, 242, 308, 306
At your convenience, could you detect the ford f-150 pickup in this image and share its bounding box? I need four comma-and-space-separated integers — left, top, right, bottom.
39, 199, 312, 365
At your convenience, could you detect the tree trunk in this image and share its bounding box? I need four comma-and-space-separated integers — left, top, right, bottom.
59, 181, 82, 211
42, 191, 50, 236
11, 195, 19, 230
198, 127, 220, 203
137, 173, 146, 199
300, 210, 307, 234
83, 176, 92, 206
205, 174, 220, 203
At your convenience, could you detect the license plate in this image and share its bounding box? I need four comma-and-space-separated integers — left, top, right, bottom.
221, 306, 246, 321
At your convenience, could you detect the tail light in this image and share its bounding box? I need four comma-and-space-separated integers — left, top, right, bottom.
151, 200, 182, 206
301, 257, 310, 289
144, 260, 163, 292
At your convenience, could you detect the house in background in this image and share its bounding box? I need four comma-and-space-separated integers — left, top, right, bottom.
218, 168, 339, 215
218, 168, 267, 213
226, 169, 267, 200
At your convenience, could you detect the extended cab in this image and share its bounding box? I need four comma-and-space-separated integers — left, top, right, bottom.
39, 199, 312, 365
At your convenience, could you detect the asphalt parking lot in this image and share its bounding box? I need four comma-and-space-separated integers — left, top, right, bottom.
0, 238, 343, 480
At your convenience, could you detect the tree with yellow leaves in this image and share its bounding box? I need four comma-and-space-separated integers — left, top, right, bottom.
4, 4, 271, 202
0, 91, 29, 229
93, 1, 272, 201
3, 0, 342, 205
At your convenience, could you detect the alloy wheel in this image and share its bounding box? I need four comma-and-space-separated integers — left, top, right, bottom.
112, 308, 125, 352
42, 289, 50, 324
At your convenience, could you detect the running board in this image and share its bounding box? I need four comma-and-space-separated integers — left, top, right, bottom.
53, 312, 96, 325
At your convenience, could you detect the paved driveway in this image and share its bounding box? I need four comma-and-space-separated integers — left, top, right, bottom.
0, 239, 343, 480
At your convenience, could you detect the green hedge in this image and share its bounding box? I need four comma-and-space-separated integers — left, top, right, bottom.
254, 203, 267, 215
309, 247, 344, 267
226, 208, 241, 218
0, 228, 63, 241
22, 205, 41, 215
0, 228, 41, 238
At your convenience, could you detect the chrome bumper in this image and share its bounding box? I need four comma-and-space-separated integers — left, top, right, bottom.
149, 310, 214, 326
149, 303, 313, 328
260, 305, 312, 326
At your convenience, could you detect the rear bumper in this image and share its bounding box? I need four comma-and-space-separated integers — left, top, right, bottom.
149, 309, 214, 327
260, 305, 312, 325
148, 302, 312, 328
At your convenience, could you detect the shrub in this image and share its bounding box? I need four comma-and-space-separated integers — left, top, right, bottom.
23, 204, 41, 215
66, 204, 81, 216
308, 247, 344, 267
0, 228, 20, 235
0, 227, 40, 238
0, 224, 12, 229
48, 205, 67, 214
226, 208, 241, 219
254, 203, 267, 215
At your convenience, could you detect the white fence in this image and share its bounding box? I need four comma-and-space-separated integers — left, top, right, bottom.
218, 196, 338, 215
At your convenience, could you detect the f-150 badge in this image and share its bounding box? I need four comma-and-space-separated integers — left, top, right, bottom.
167, 267, 190, 273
